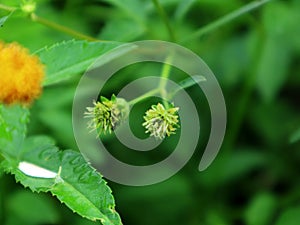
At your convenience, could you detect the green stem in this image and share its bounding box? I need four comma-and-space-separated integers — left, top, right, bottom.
223, 23, 265, 152
181, 0, 273, 43
0, 4, 16, 12
152, 0, 176, 42
0, 3, 101, 41
223, 64, 257, 151
129, 55, 174, 106
159, 55, 173, 107
30, 13, 100, 42
129, 89, 160, 106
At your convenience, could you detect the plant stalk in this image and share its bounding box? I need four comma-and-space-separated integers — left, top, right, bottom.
129, 89, 160, 106
30, 13, 99, 42
152, 0, 176, 42
181, 0, 273, 43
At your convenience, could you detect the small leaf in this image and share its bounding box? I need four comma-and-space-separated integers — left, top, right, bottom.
35, 40, 121, 86
7, 136, 122, 225
51, 150, 122, 224
290, 127, 300, 144
244, 193, 277, 225
168, 75, 206, 98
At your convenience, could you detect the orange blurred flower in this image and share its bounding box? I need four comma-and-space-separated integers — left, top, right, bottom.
0, 41, 44, 105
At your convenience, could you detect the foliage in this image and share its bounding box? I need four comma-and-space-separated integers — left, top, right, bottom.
1, 0, 300, 225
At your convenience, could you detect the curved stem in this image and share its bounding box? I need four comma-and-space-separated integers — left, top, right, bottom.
30, 13, 100, 42
181, 0, 273, 43
152, 0, 176, 42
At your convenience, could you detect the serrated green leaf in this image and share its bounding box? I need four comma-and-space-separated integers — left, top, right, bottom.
7, 136, 122, 225
51, 150, 121, 224
35, 40, 121, 86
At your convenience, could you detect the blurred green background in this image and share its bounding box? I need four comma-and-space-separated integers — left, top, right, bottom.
1, 0, 300, 224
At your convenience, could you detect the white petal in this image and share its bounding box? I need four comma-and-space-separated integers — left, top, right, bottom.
18, 162, 58, 178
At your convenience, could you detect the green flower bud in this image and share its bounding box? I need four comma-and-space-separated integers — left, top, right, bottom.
143, 103, 179, 140
84, 95, 129, 135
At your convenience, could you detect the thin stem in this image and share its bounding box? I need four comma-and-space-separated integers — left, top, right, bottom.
181, 0, 273, 43
159, 55, 173, 107
152, 0, 176, 42
129, 55, 174, 106
222, 23, 265, 152
129, 88, 160, 106
159, 59, 172, 91
0, 4, 16, 12
30, 13, 100, 42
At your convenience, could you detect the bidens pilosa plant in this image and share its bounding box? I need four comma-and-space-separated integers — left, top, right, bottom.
0, 0, 279, 225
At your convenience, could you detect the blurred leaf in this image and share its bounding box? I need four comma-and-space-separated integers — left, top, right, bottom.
102, 0, 147, 21
256, 38, 290, 102
200, 149, 266, 188
0, 105, 29, 159
245, 193, 277, 225
99, 18, 145, 42
275, 206, 300, 225
168, 75, 206, 98
5, 136, 122, 224
256, 2, 294, 102
115, 176, 192, 225
6, 190, 60, 225
249, 102, 295, 146
34, 83, 77, 149
221, 150, 266, 183
35, 40, 121, 86
218, 34, 250, 87
206, 209, 230, 225
290, 127, 300, 144
174, 0, 196, 21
